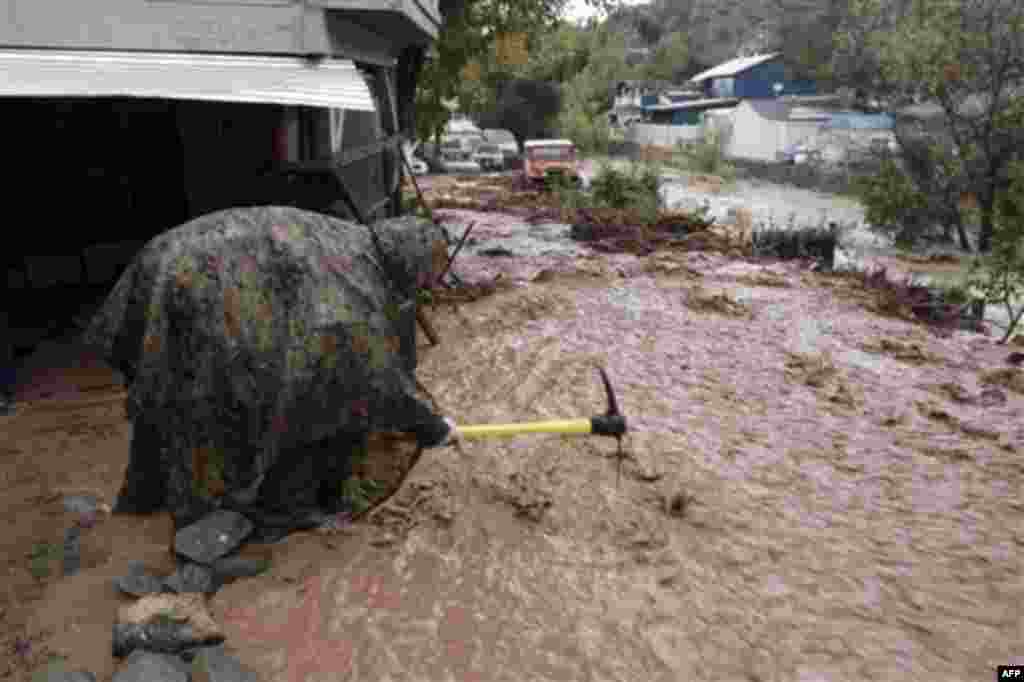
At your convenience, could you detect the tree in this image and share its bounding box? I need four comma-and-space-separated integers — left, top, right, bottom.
643, 31, 689, 83
409, 0, 619, 145
514, 22, 590, 84
769, 0, 849, 86
850, 0, 1024, 253
478, 79, 562, 152
966, 160, 1024, 342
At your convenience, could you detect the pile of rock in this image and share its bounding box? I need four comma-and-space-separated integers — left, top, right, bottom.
52, 508, 274, 682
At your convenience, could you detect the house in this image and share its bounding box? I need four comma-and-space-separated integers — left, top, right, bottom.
643, 98, 741, 126
629, 97, 739, 147
725, 97, 843, 162
688, 52, 818, 100
2, 0, 444, 356
622, 52, 823, 150
611, 80, 674, 126
804, 112, 898, 163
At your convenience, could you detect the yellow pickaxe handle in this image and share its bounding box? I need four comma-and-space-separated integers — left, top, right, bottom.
456, 418, 594, 438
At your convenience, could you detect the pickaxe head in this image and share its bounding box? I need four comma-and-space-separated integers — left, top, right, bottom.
591, 366, 626, 439
589, 366, 629, 487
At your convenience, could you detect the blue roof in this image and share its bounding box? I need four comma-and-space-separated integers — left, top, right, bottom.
826, 113, 894, 130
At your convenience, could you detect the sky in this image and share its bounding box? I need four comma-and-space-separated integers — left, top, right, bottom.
562, 0, 648, 24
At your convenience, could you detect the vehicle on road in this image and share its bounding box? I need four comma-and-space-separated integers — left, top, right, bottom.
441, 158, 482, 173
473, 143, 505, 171
523, 139, 581, 188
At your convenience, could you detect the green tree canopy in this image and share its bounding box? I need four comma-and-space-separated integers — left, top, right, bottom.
413, 0, 618, 143
642, 31, 689, 83
849, 0, 1024, 252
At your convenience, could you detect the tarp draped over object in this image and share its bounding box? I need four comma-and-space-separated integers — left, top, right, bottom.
82, 206, 449, 531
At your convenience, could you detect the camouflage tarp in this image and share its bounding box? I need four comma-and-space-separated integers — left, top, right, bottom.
82, 206, 451, 534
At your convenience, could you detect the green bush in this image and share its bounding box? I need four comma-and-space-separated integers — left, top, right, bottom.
339, 478, 383, 514
676, 129, 736, 181
557, 106, 610, 155
584, 162, 663, 225
853, 157, 932, 248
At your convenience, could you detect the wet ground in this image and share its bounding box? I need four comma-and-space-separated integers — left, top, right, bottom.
3, 244, 1022, 681
3, 171, 1022, 680
418, 166, 1018, 338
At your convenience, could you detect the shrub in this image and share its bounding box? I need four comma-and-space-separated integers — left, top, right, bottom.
676, 128, 736, 182
852, 156, 934, 248
584, 162, 662, 226
557, 106, 610, 155
752, 214, 840, 268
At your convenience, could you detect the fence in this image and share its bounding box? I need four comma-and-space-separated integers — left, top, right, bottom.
627, 123, 702, 149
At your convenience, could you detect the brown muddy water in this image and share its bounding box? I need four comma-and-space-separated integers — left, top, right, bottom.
6, 248, 1023, 682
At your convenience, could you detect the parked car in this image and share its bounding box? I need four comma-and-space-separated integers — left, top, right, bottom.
440, 139, 467, 161
523, 139, 581, 188
473, 143, 505, 171
441, 158, 482, 174
482, 129, 519, 155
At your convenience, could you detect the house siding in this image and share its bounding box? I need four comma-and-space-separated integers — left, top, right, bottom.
647, 108, 705, 126
701, 58, 817, 100
726, 100, 827, 161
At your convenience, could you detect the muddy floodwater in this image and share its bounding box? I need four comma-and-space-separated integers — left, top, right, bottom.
10, 242, 1022, 681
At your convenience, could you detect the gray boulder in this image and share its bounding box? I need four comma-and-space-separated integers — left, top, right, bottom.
174, 510, 253, 565
111, 651, 190, 682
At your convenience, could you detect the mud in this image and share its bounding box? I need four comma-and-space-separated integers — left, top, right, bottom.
4, 248, 1021, 681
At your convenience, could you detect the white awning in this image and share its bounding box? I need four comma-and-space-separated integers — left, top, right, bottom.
0, 49, 376, 111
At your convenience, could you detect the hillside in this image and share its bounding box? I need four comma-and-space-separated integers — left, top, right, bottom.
609, 0, 831, 76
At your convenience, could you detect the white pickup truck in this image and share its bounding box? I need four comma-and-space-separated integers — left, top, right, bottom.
472, 143, 505, 171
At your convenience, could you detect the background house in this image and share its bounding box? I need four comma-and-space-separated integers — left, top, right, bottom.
611, 80, 674, 126
726, 97, 841, 162
625, 52, 823, 152
629, 96, 739, 148
688, 53, 818, 100
800, 112, 898, 164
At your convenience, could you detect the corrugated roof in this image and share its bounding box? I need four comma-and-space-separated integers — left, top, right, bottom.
688, 53, 781, 83
0, 49, 375, 110
825, 112, 895, 129
739, 99, 836, 122
643, 97, 739, 112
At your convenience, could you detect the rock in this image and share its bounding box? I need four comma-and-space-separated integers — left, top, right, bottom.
115, 561, 168, 597
163, 562, 217, 595
210, 555, 272, 585
174, 510, 253, 565
113, 621, 225, 659
62, 525, 82, 578
1007, 352, 1024, 367
189, 645, 261, 682
30, 659, 97, 682
114, 593, 225, 657
478, 246, 516, 258
111, 650, 190, 682
62, 494, 101, 515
